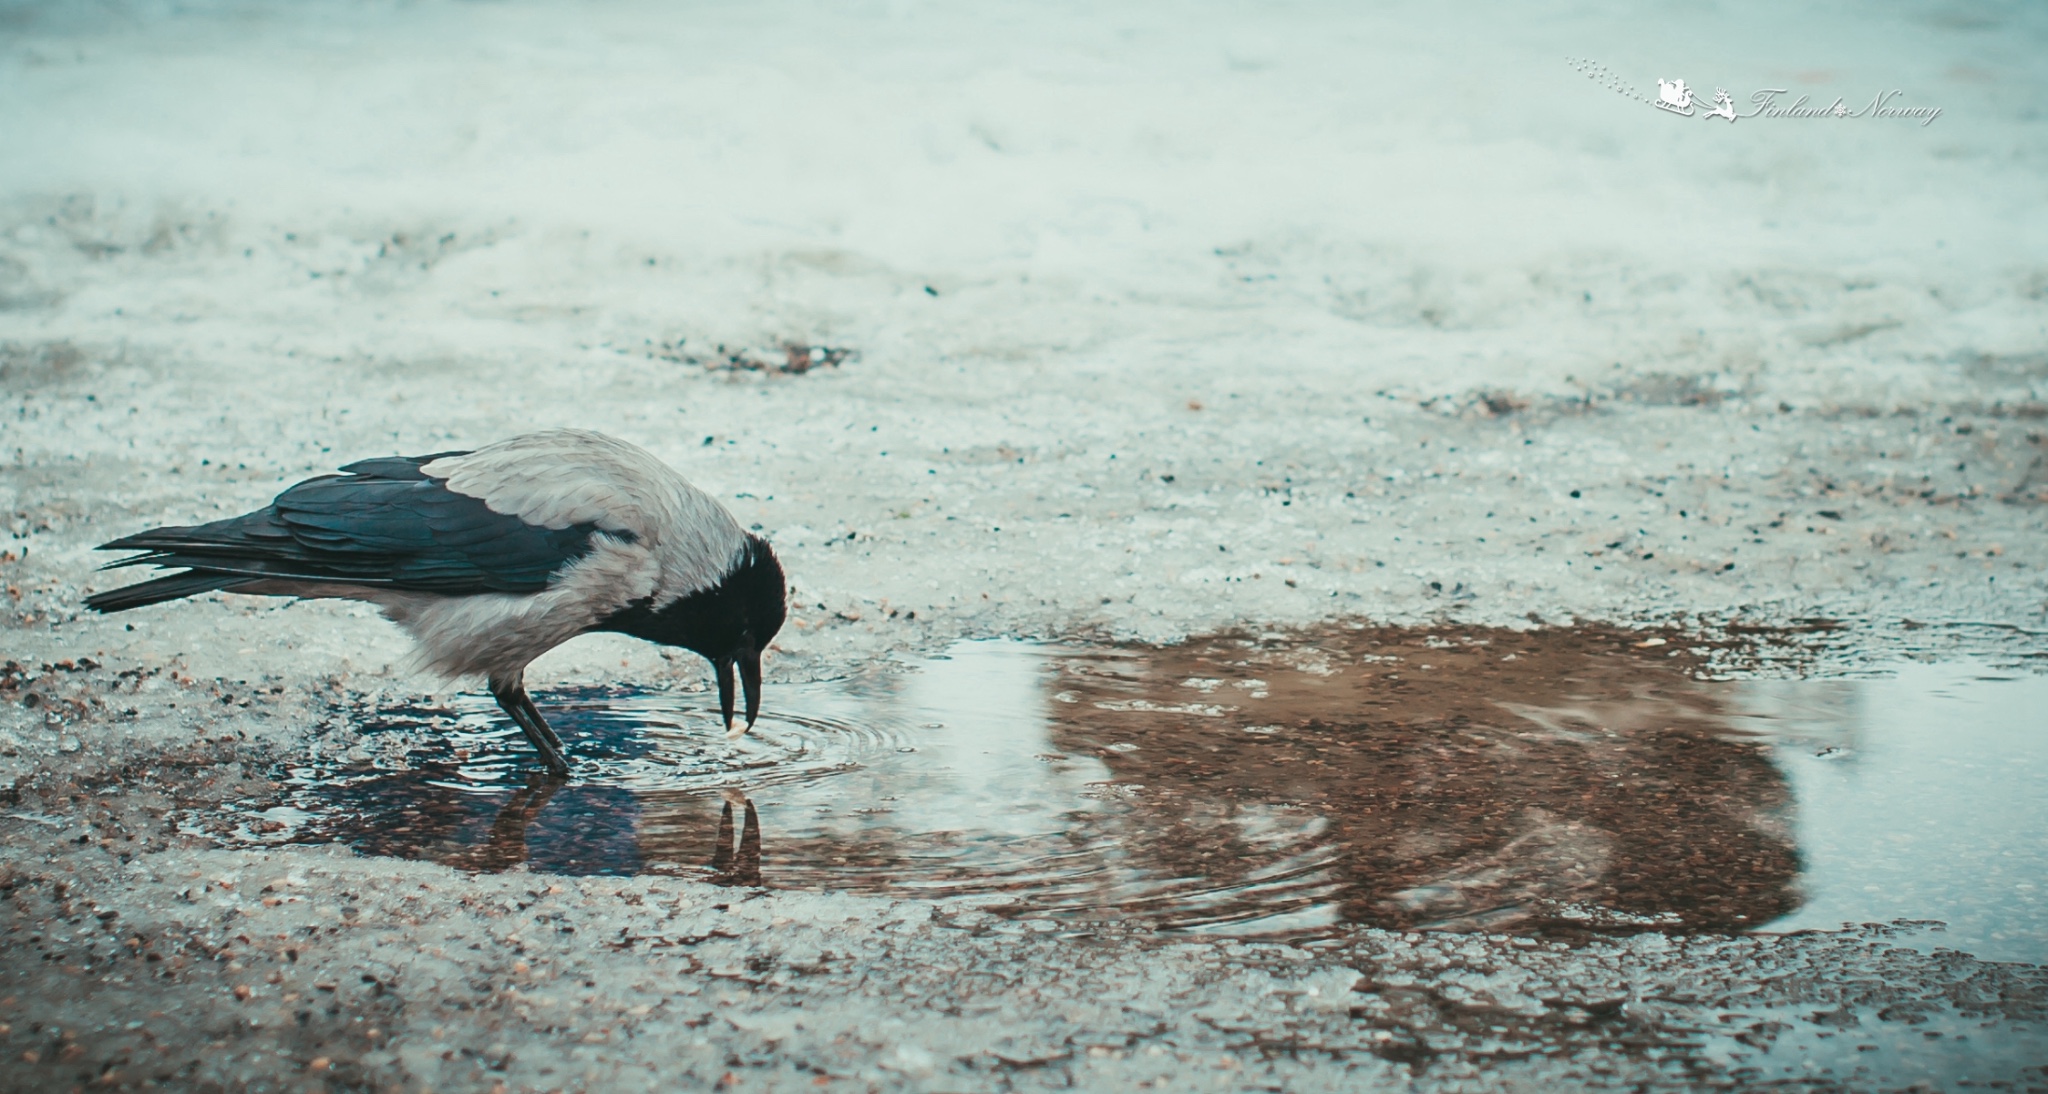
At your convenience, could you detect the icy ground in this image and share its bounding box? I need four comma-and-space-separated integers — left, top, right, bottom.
1, 0, 2046, 1089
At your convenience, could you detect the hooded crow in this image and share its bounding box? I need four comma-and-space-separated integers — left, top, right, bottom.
85, 429, 787, 776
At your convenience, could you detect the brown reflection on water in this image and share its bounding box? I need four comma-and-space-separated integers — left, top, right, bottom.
1039, 626, 1798, 931
248, 624, 1801, 936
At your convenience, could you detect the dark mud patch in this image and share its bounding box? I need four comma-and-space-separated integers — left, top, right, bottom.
190, 625, 2048, 957
646, 339, 856, 375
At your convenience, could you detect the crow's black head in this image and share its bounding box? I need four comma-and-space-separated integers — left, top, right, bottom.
598, 535, 786, 732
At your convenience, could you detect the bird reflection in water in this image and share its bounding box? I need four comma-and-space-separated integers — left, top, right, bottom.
438, 779, 762, 887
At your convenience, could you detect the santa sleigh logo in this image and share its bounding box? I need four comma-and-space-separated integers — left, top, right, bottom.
1655, 78, 1695, 115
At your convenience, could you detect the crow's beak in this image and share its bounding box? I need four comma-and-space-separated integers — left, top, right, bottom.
738, 646, 763, 736
714, 655, 737, 736
714, 649, 763, 740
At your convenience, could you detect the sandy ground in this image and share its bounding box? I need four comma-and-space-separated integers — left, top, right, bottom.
2, 0, 2046, 1089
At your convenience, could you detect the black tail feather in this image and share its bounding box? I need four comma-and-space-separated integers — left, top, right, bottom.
85, 571, 255, 613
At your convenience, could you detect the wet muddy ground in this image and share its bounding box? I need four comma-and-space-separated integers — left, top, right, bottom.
2, 625, 2047, 1093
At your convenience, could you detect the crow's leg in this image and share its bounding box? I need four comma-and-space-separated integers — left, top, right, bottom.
489, 674, 571, 776
488, 677, 566, 752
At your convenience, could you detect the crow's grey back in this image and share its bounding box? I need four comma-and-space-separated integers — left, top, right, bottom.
423, 429, 747, 604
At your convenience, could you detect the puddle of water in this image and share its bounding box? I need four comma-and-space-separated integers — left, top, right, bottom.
196, 627, 2048, 959
1741, 662, 2047, 963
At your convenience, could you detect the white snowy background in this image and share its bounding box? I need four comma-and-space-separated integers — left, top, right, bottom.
3, 0, 2044, 701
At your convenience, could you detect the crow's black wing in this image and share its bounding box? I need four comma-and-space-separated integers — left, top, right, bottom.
89, 452, 605, 605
